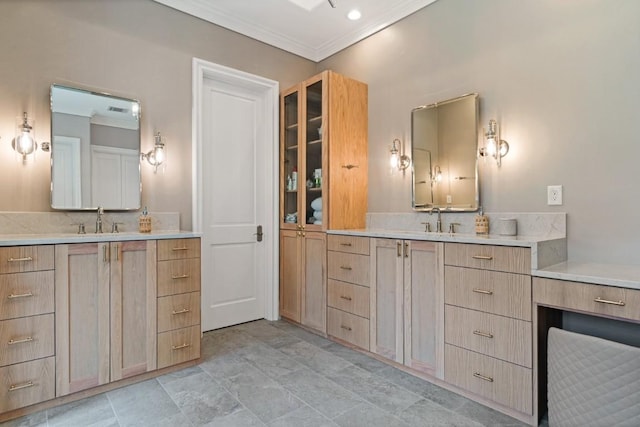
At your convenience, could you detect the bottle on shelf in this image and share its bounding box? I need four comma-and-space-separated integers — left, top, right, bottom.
292, 167, 298, 190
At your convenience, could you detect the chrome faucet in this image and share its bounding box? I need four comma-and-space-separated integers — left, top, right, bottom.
95, 206, 104, 234
429, 207, 442, 233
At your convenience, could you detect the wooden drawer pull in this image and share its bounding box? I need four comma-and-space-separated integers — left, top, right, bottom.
471, 255, 493, 260
473, 330, 494, 339
8, 336, 34, 345
339, 266, 352, 271
172, 247, 189, 251
341, 164, 358, 169
339, 295, 352, 301
473, 372, 494, 383
7, 256, 33, 263
171, 343, 191, 350
594, 297, 625, 306
172, 274, 190, 280
7, 292, 34, 299
172, 308, 191, 315
9, 381, 34, 392
472, 288, 493, 295
340, 243, 352, 247
340, 325, 352, 331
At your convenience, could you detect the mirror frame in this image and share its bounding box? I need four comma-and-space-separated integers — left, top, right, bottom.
50, 84, 142, 211
411, 93, 479, 212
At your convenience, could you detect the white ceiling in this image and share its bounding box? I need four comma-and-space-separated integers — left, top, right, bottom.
153, 0, 437, 62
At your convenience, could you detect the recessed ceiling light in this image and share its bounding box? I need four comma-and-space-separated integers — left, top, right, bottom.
347, 9, 361, 20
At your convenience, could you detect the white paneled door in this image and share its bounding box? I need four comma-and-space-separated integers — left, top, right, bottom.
194, 59, 279, 331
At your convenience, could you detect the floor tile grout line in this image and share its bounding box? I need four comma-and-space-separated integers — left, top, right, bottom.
105, 389, 124, 427
155, 376, 197, 427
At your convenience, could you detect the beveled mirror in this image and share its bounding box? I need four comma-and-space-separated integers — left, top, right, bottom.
411, 93, 479, 211
50, 84, 141, 210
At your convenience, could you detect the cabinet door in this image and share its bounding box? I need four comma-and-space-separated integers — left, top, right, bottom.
280, 230, 301, 322
301, 232, 326, 333
370, 238, 404, 363
280, 86, 301, 229
55, 243, 110, 396
404, 241, 444, 378
110, 241, 157, 381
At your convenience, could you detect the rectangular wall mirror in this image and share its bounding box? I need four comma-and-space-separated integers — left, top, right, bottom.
50, 84, 141, 210
411, 93, 479, 211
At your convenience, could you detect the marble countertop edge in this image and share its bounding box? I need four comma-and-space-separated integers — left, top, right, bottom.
0, 230, 201, 246
533, 261, 640, 290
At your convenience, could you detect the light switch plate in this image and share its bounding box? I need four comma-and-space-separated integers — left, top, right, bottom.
547, 185, 563, 205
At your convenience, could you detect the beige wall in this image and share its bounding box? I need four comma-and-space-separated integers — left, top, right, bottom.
319, 0, 640, 264
0, 0, 315, 229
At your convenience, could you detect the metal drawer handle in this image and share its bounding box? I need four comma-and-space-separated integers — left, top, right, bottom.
340, 325, 352, 331
473, 330, 494, 339
172, 308, 191, 315
9, 381, 34, 392
172, 274, 190, 280
339, 266, 352, 271
8, 336, 34, 345
473, 372, 494, 383
472, 288, 493, 295
340, 295, 352, 301
171, 343, 191, 350
594, 297, 625, 306
471, 255, 493, 260
172, 247, 189, 251
8, 292, 34, 299
340, 243, 352, 247
8, 257, 33, 263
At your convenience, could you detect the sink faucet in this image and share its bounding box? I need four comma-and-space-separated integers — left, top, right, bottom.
429, 207, 442, 233
95, 206, 104, 234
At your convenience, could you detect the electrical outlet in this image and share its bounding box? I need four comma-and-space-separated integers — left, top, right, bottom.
446, 195, 452, 203
547, 185, 563, 205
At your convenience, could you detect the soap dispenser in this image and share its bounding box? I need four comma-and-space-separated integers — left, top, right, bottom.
139, 206, 152, 233
475, 206, 489, 235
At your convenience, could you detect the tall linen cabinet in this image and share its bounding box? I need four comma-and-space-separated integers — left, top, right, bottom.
279, 70, 367, 333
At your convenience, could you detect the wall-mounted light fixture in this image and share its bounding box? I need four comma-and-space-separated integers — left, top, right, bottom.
432, 165, 443, 183
479, 119, 509, 167
141, 132, 166, 173
12, 112, 37, 163
390, 138, 411, 171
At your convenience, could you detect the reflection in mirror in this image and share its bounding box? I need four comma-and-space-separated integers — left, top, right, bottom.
50, 85, 141, 210
411, 93, 479, 211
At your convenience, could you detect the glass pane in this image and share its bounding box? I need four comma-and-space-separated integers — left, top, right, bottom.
283, 91, 299, 224
305, 81, 323, 226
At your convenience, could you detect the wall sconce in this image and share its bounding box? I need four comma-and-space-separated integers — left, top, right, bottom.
432, 165, 443, 183
141, 132, 166, 173
12, 112, 37, 163
390, 138, 411, 171
479, 119, 509, 166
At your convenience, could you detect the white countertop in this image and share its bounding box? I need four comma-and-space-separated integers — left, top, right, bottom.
0, 231, 201, 246
533, 261, 640, 290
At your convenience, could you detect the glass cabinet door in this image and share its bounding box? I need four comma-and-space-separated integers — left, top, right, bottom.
282, 90, 299, 227
304, 79, 323, 229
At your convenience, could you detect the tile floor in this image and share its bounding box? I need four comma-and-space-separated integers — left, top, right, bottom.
3, 320, 537, 427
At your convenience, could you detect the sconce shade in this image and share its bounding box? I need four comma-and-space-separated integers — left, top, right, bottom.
12, 112, 37, 162
142, 132, 167, 172
480, 119, 509, 166
390, 138, 411, 171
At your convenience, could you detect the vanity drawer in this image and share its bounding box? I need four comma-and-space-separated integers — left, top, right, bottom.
0, 271, 54, 320
157, 258, 201, 296
157, 325, 201, 369
328, 279, 369, 318
533, 277, 640, 322
0, 314, 55, 367
444, 266, 531, 321
157, 292, 201, 333
0, 356, 55, 413
0, 246, 54, 274
444, 243, 530, 274
327, 251, 370, 287
445, 344, 532, 414
157, 238, 200, 261
327, 307, 369, 350
445, 305, 532, 368
327, 235, 370, 255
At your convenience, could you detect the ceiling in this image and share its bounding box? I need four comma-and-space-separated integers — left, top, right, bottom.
153, 0, 437, 62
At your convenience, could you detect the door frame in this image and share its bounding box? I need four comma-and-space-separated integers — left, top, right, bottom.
192, 57, 279, 322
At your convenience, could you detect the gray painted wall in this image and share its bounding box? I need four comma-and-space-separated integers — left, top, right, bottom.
319, 0, 640, 264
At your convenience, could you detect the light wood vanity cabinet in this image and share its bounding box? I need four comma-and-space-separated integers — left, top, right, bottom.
0, 246, 55, 413
444, 242, 533, 415
326, 235, 370, 350
55, 241, 158, 396
279, 71, 368, 334
370, 238, 443, 377
156, 238, 201, 369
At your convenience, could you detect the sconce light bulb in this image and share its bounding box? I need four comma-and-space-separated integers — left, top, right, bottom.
485, 137, 497, 157
18, 131, 35, 154
154, 146, 165, 164
390, 152, 399, 168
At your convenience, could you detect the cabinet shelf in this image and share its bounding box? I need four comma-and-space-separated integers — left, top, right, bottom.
308, 115, 322, 123
307, 187, 322, 192
286, 123, 299, 130
287, 145, 298, 150
307, 139, 322, 146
